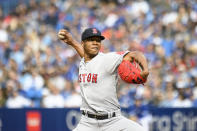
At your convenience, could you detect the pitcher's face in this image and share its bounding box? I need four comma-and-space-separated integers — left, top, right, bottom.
82, 36, 101, 58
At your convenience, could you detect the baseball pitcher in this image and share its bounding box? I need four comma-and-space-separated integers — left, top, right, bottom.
58, 28, 149, 131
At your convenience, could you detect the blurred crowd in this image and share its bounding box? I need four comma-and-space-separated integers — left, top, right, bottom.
0, 0, 197, 124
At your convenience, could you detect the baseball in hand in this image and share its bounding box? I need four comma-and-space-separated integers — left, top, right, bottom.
58, 29, 74, 45
58, 30, 66, 40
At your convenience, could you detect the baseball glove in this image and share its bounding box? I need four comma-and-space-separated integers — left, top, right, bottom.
118, 60, 146, 84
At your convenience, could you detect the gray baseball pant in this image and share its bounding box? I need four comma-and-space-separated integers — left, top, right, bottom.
73, 111, 146, 131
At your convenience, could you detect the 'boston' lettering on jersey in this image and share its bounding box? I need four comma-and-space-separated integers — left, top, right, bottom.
79, 73, 98, 83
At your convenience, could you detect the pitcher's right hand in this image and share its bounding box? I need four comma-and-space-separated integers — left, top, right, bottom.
58, 29, 74, 45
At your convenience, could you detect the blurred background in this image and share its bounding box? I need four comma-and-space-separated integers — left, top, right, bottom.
0, 0, 197, 131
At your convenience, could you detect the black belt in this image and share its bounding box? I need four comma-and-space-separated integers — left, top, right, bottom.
81, 110, 116, 120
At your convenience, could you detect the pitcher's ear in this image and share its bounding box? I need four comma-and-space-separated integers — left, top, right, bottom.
81, 41, 84, 47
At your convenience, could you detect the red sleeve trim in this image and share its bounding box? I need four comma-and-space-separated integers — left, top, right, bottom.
116, 51, 125, 55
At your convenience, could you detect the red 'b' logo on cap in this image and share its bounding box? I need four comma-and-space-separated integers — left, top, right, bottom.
92, 28, 97, 34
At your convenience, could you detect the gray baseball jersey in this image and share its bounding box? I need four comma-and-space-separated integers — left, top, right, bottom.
74, 51, 146, 131
78, 51, 128, 113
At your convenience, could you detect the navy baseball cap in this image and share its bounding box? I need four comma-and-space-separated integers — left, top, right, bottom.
81, 28, 105, 41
